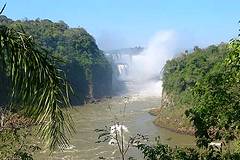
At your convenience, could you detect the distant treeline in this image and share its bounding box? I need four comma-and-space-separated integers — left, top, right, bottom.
0, 16, 112, 105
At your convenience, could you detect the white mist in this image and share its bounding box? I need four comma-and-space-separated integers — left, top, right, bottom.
126, 30, 177, 97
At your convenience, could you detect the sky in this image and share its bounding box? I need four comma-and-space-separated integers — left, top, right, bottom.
1, 0, 239, 50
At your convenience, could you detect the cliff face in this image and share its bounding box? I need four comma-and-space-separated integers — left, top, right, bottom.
0, 16, 113, 106
63, 61, 88, 105
160, 90, 174, 109
92, 63, 112, 98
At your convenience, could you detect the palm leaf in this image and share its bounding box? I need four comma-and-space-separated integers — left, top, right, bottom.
0, 25, 74, 151
0, 3, 6, 14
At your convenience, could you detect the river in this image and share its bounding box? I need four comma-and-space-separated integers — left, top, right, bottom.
37, 94, 195, 160
36, 29, 197, 159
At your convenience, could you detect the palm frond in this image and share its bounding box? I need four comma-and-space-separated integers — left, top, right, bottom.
0, 3, 6, 14
0, 25, 74, 151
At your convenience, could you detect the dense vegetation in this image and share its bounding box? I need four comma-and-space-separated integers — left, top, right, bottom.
0, 13, 113, 158
153, 43, 229, 133
0, 15, 112, 105
0, 6, 74, 159
150, 31, 240, 158
186, 38, 240, 147
162, 44, 227, 108
138, 137, 240, 160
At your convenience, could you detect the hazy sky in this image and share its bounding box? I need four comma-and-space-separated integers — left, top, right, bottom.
1, 0, 239, 50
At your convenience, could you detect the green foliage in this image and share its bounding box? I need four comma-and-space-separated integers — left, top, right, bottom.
0, 15, 112, 105
137, 137, 199, 160
162, 44, 227, 106
161, 31, 240, 158
185, 38, 240, 148
0, 13, 112, 158
227, 38, 240, 82
0, 124, 40, 159
4, 17, 108, 66
138, 137, 240, 160
161, 42, 236, 143
0, 25, 74, 151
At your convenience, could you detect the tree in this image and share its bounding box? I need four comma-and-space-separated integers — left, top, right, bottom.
186, 36, 240, 148
0, 5, 74, 154
0, 14, 112, 105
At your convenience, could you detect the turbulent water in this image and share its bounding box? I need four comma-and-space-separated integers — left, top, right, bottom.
37, 95, 194, 160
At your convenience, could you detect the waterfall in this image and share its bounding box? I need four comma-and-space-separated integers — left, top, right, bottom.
117, 64, 128, 80
108, 31, 177, 97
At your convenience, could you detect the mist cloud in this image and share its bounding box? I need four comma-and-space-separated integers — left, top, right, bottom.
125, 30, 178, 97
129, 30, 177, 81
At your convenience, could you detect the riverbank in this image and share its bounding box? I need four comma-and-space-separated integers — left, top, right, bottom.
149, 107, 195, 136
